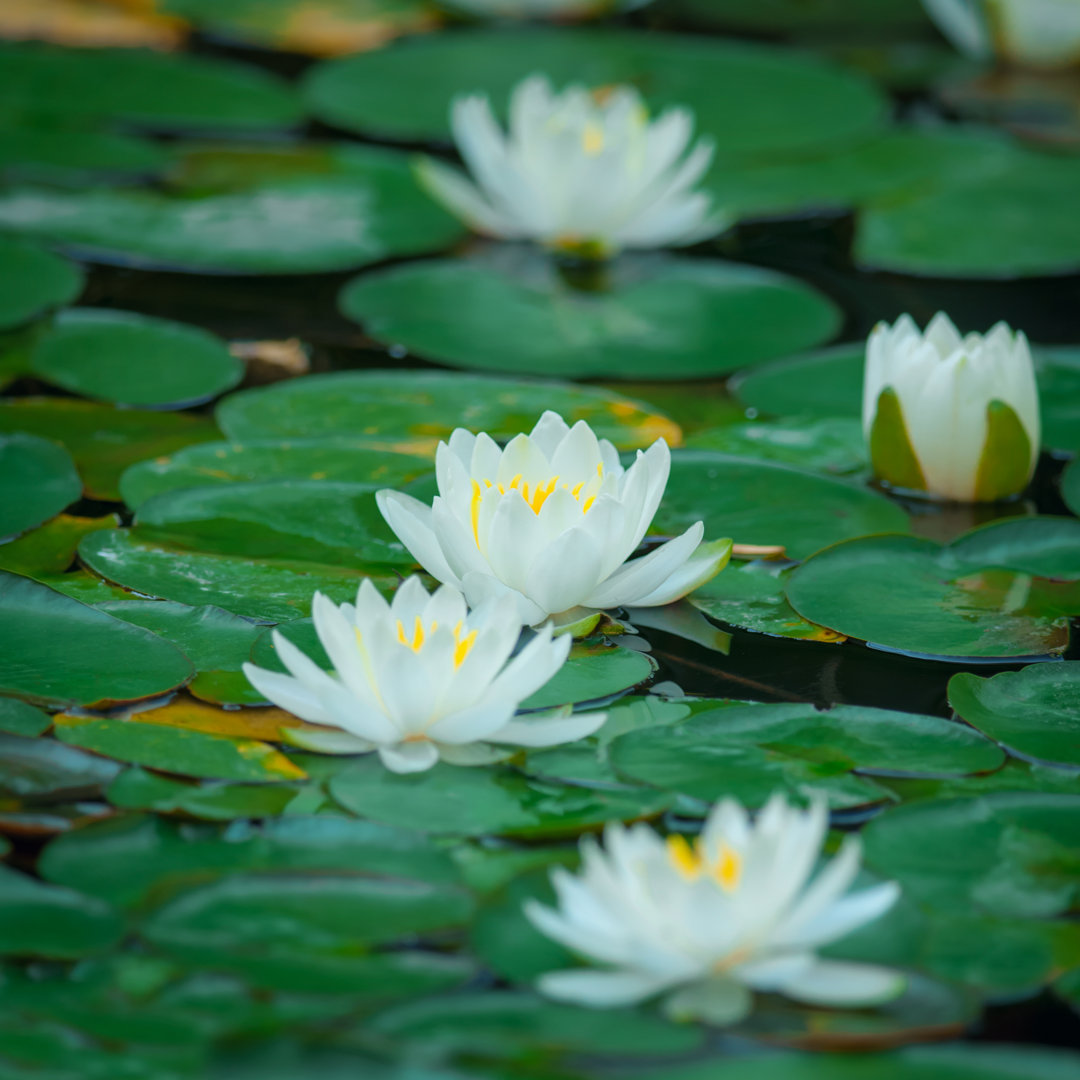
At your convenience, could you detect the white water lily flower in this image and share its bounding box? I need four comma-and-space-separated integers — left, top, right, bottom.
923, 0, 1080, 68
863, 313, 1040, 503
525, 795, 903, 1021
376, 412, 732, 628
416, 74, 725, 257
242, 576, 604, 774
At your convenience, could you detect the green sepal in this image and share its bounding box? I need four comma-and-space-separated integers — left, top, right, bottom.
974, 399, 1033, 503
868, 387, 926, 493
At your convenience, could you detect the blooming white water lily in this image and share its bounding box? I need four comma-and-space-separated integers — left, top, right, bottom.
415, 75, 725, 257
242, 576, 604, 774
922, 0, 1080, 69
863, 313, 1040, 503
376, 412, 732, 628
525, 795, 903, 1021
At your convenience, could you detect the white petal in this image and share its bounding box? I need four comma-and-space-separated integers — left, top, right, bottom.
376, 489, 460, 587
778, 960, 907, 1007
491, 707, 607, 747
377, 740, 440, 774
622, 537, 732, 608
584, 522, 703, 610
240, 663, 331, 724
536, 969, 675, 1007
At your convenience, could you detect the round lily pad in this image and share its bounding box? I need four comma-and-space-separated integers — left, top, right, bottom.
0, 120, 167, 185
0, 696, 51, 737
688, 560, 846, 642
303, 27, 886, 152
339, 251, 840, 380
0, 514, 119, 577
609, 700, 992, 808
329, 757, 671, 837
653, 451, 908, 561
161, 0, 437, 55
856, 145, 1080, 278
949, 663, 1080, 770
786, 533, 1080, 659
0, 43, 302, 134
0, 571, 193, 708
0, 865, 123, 959
1063, 458, 1080, 517
29, 309, 242, 408
862, 793, 1080, 920
0, 433, 81, 541
0, 235, 83, 331
1040, 348, 1080, 454
119, 438, 434, 509
0, 397, 220, 501
78, 528, 396, 623
217, 369, 681, 451
948, 517, 1080, 581
683, 417, 866, 475
135, 481, 414, 568
0, 172, 464, 275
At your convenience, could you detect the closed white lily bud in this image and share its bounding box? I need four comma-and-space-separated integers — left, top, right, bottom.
863, 313, 1041, 503
922, 0, 1080, 69
377, 411, 732, 628
525, 795, 903, 1021
242, 576, 604, 774
415, 74, 725, 258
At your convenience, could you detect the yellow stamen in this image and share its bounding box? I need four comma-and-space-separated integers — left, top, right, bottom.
397, 615, 426, 652
582, 122, 604, 155
666, 835, 701, 881
452, 622, 477, 668
666, 835, 743, 892
571, 481, 584, 498
471, 479, 482, 545
582, 495, 596, 513
715, 844, 743, 892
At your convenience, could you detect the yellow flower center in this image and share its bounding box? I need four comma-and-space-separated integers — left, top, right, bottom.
469, 465, 603, 545
582, 122, 605, 155
388, 617, 477, 669
666, 834, 743, 892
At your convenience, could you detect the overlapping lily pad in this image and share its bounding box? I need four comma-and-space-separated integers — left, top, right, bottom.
303, 27, 887, 152
0, 571, 193, 708
0, 732, 121, 799
120, 438, 434, 509
217, 369, 682, 451
609, 700, 996, 808
329, 757, 671, 836
28, 309, 242, 408
0, 43, 301, 133
684, 417, 866, 475
0, 696, 51, 737
0, 514, 118, 576
786, 533, 1080, 659
665, 0, 931, 34
339, 250, 841, 380
0, 235, 82, 331
0, 433, 81, 540
653, 452, 908, 560
78, 528, 394, 622
949, 663, 1080, 769
1064, 458, 1080, 517
0, 398, 220, 500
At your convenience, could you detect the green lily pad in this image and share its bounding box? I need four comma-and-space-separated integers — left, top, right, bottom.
217, 369, 682, 451
108, 768, 302, 821
0, 43, 301, 134
862, 793, 1080, 920
653, 451, 908, 561
142, 872, 473, 967
688, 560, 846, 642
0, 397, 220, 500
339, 251, 840, 380
0, 571, 194, 708
0, 150, 465, 275
786, 533, 1080, 659
134, 481, 414, 568
664, 0, 930, 34
41, 813, 457, 910
609, 700, 992, 808
0, 696, 51, 737
303, 27, 886, 152
856, 144, 1080, 278
78, 528, 394, 623
160, 0, 436, 55
119, 438, 434, 509
329, 757, 671, 837
1063, 458, 1080, 516
948, 517, 1080, 581
53, 714, 306, 782
948, 663, 1080, 770
0, 514, 118, 576
0, 235, 83, 331
368, 991, 703, 1060
0, 732, 121, 799
0, 119, 168, 185
29, 309, 242, 408
0, 865, 123, 959
0, 434, 82, 541
732, 342, 864, 419
684, 417, 866, 475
